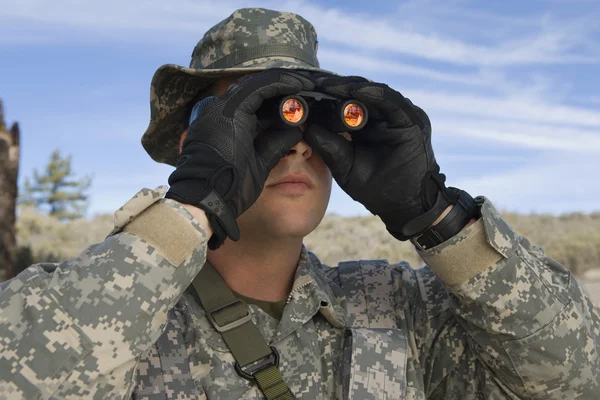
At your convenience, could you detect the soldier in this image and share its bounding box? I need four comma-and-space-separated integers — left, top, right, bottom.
1, 7, 599, 400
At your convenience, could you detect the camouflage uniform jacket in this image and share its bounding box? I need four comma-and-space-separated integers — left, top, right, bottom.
1, 186, 599, 400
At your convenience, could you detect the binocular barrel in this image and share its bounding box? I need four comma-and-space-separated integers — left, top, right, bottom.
190, 91, 369, 133
276, 92, 368, 132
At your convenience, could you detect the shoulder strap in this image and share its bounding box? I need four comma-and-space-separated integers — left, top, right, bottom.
337, 260, 396, 329
192, 262, 295, 400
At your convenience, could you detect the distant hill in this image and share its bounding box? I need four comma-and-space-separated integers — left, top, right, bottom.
15, 205, 600, 280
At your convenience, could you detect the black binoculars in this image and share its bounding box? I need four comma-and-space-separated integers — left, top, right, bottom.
189, 91, 368, 133
257, 91, 368, 133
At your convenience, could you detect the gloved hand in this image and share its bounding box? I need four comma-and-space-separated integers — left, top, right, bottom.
304, 76, 461, 241
165, 69, 315, 249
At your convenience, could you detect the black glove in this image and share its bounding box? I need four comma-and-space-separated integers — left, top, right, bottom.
165, 69, 315, 249
304, 76, 461, 241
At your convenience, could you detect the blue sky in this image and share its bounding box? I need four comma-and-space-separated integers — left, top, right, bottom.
1, 0, 599, 218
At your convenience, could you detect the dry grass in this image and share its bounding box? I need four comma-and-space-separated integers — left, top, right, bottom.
15, 205, 113, 273
15, 206, 600, 282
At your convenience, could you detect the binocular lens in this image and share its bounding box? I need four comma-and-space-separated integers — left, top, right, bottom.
343, 103, 365, 128
281, 98, 305, 124
274, 94, 366, 131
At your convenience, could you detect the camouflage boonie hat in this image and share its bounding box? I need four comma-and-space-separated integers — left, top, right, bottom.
142, 7, 341, 166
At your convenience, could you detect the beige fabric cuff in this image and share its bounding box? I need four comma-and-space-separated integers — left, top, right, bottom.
418, 218, 504, 286
122, 201, 204, 267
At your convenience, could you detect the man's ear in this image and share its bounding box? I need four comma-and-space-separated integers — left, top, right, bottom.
178, 130, 188, 154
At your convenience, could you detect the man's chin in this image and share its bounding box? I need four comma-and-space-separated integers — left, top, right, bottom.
240, 211, 320, 238
262, 217, 317, 237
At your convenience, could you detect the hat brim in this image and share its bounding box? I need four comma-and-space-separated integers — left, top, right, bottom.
142, 58, 341, 166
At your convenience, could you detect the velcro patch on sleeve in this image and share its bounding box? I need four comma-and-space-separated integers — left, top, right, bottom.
111, 186, 168, 235
123, 202, 202, 267
420, 219, 503, 286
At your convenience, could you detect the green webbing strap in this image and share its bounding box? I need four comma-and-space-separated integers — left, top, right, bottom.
192, 262, 295, 400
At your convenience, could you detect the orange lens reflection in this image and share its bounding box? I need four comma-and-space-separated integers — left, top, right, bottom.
281, 98, 304, 124
343, 103, 364, 127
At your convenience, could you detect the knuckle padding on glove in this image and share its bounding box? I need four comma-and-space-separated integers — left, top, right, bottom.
254, 127, 302, 169
353, 84, 426, 131
223, 71, 301, 118
384, 90, 426, 131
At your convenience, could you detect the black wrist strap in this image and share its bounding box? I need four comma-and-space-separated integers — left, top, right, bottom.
411, 190, 479, 251
166, 188, 240, 250
196, 190, 240, 250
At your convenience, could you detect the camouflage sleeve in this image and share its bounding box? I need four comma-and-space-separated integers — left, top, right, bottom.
0, 186, 210, 400
406, 196, 600, 399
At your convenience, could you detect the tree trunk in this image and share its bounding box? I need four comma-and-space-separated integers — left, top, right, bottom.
0, 99, 20, 282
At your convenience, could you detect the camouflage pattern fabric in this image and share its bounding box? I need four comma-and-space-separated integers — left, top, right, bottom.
141, 8, 340, 167
336, 262, 407, 398
0, 186, 599, 399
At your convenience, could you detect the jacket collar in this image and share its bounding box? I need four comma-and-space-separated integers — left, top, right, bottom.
183, 244, 346, 352
272, 245, 346, 342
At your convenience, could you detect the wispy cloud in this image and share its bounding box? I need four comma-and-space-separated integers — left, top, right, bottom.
433, 119, 600, 152
3, 0, 599, 66
299, 7, 598, 66
439, 154, 532, 163
454, 153, 600, 214
2, 0, 231, 30
4, 0, 599, 217
399, 87, 600, 152
406, 89, 600, 128
318, 50, 487, 86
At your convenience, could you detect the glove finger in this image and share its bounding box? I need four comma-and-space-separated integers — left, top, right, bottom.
289, 70, 337, 80
409, 102, 432, 134
228, 70, 315, 117
303, 124, 355, 185
351, 83, 427, 131
254, 126, 304, 171
282, 70, 318, 91
292, 70, 343, 89
317, 75, 371, 99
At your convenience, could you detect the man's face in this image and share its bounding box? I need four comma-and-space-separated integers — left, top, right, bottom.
180, 73, 333, 241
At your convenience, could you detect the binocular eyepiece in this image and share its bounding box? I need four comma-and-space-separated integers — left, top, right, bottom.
269, 91, 368, 132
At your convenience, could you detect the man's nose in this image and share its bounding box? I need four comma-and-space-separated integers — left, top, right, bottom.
287, 137, 312, 159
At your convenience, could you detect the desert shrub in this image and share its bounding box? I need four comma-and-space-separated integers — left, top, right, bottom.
304, 214, 423, 268
503, 211, 600, 276
15, 205, 113, 275
306, 210, 600, 275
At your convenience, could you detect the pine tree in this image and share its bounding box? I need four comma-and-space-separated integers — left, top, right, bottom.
20, 149, 92, 221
